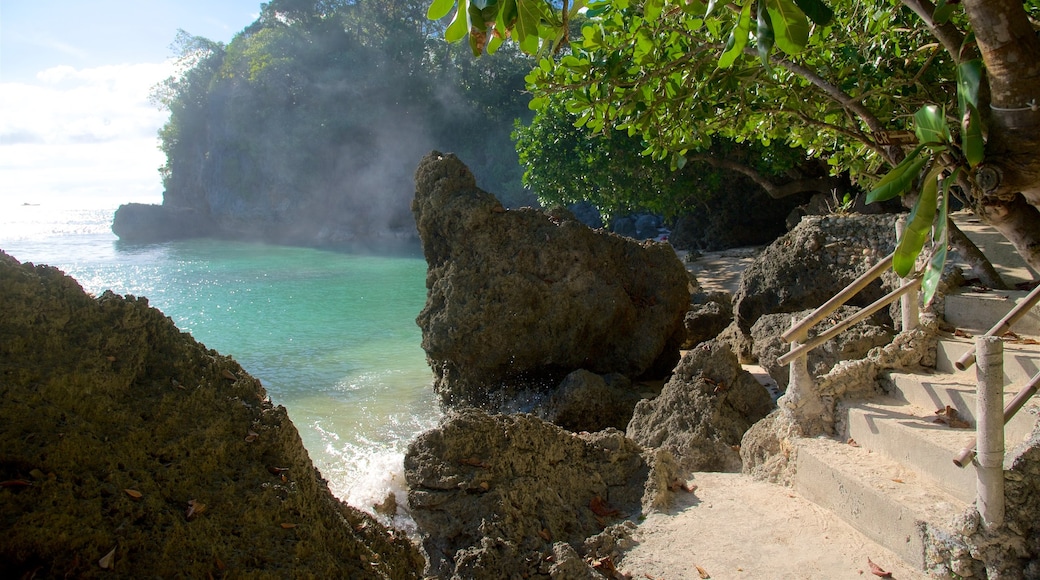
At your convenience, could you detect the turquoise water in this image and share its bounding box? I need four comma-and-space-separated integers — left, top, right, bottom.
0, 205, 441, 523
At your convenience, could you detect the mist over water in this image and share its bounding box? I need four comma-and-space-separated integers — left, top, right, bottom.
1, 206, 442, 523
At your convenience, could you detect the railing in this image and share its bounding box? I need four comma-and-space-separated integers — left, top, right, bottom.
776, 247, 920, 434
777, 221, 1040, 529
949, 284, 1040, 528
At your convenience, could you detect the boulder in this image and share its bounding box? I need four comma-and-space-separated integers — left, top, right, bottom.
0, 251, 423, 578
539, 370, 646, 433
733, 214, 899, 335
682, 291, 733, 348
412, 152, 690, 407
111, 202, 216, 243
751, 306, 894, 392
627, 341, 775, 474
404, 409, 679, 578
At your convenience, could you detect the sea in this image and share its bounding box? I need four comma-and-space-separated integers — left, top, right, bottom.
0, 204, 443, 527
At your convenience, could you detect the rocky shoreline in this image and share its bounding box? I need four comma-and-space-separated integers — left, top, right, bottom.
7, 152, 1037, 577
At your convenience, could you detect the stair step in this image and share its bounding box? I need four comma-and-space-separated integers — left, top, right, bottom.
944, 289, 1040, 336
884, 371, 1038, 446
793, 436, 967, 570
841, 397, 978, 503
936, 335, 1040, 385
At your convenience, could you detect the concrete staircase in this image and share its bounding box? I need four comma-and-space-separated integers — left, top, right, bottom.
790, 214, 1040, 571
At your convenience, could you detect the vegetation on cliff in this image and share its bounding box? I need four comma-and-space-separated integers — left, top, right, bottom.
152, 0, 536, 242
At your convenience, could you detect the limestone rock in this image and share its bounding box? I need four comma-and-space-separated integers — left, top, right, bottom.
627, 341, 775, 474
751, 306, 894, 392
683, 291, 733, 348
539, 370, 645, 433
112, 202, 216, 242
412, 152, 690, 407
404, 409, 671, 578
0, 251, 423, 578
733, 214, 899, 335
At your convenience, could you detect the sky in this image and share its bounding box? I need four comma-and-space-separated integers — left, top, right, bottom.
0, 0, 262, 209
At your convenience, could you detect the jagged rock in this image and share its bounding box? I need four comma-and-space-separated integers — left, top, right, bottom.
750, 306, 894, 392
539, 370, 646, 433
683, 291, 733, 348
404, 409, 675, 578
111, 203, 216, 242
627, 341, 775, 474
412, 152, 690, 407
0, 251, 423, 578
733, 214, 900, 336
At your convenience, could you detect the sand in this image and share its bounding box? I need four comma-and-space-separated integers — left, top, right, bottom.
617, 472, 929, 580
617, 249, 931, 579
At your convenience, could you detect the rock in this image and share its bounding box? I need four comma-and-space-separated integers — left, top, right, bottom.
627, 341, 775, 474
404, 409, 673, 578
111, 202, 216, 242
0, 251, 423, 578
540, 370, 646, 433
750, 306, 894, 391
683, 291, 733, 348
412, 152, 690, 407
733, 214, 900, 336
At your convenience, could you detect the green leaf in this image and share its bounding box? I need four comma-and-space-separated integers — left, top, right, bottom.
922, 171, 954, 305
718, 2, 752, 68
962, 103, 984, 167
792, 0, 833, 25
957, 59, 982, 112
446, 0, 471, 42
893, 164, 942, 277
767, 0, 809, 55
428, 0, 456, 20
705, 0, 718, 16
644, 0, 664, 22
933, 0, 955, 25
756, 0, 775, 66
914, 105, 950, 146
865, 145, 928, 204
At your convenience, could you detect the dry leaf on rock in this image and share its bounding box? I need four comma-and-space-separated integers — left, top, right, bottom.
124, 489, 143, 499
280, 522, 297, 529
245, 431, 259, 443
589, 495, 621, 517
98, 547, 116, 569
696, 564, 710, 578
186, 499, 206, 520
868, 557, 893, 578
221, 369, 237, 380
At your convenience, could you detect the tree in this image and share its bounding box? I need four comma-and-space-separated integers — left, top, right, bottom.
428, 0, 1040, 292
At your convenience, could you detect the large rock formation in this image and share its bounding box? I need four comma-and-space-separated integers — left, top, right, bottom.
627, 341, 775, 474
733, 214, 900, 335
111, 203, 216, 243
0, 252, 423, 578
412, 152, 691, 407
751, 306, 894, 392
404, 409, 678, 579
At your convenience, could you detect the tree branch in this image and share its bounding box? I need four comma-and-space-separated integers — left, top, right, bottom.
687, 154, 842, 199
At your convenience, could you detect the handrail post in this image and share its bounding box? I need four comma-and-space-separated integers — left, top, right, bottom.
782, 317, 827, 433
975, 336, 1005, 528
895, 217, 919, 331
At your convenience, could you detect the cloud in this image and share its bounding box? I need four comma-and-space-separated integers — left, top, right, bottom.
0, 61, 175, 208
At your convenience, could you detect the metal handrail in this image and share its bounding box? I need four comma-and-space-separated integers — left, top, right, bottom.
953, 370, 1040, 467
781, 252, 895, 344
778, 277, 920, 366
954, 282, 1040, 371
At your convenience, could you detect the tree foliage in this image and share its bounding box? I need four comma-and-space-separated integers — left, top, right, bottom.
430, 0, 1040, 294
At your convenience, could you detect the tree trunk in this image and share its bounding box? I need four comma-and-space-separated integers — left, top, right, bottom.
957, 0, 1040, 275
